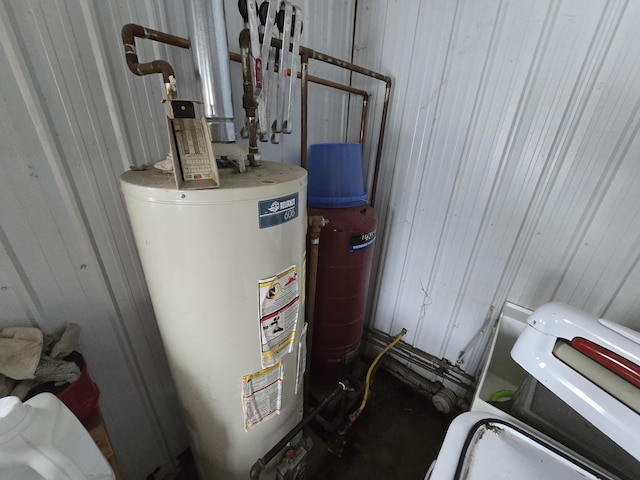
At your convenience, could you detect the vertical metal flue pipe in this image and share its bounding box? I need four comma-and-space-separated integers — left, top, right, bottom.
189, 0, 236, 142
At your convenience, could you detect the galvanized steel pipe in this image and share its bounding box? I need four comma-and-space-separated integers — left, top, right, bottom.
189, 0, 237, 142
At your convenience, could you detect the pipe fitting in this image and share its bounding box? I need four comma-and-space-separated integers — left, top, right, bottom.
308, 216, 328, 242
432, 387, 457, 414
239, 28, 260, 163
249, 380, 349, 479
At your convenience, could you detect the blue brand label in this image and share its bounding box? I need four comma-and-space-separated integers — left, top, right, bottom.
349, 230, 376, 252
259, 193, 299, 229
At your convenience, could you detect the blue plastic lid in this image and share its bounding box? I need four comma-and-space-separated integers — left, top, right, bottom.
307, 143, 368, 208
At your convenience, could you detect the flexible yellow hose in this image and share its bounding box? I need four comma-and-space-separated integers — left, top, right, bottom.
358, 328, 407, 413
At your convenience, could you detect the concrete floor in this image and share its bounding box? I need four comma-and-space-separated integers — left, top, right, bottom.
164, 365, 454, 480
306, 367, 453, 480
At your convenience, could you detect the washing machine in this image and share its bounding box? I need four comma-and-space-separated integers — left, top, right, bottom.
427, 302, 640, 479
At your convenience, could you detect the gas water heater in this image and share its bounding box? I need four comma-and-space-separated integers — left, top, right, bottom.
118, 0, 391, 475
120, 163, 307, 479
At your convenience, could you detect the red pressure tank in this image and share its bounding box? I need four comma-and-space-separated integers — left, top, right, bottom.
306, 143, 378, 381
309, 204, 377, 376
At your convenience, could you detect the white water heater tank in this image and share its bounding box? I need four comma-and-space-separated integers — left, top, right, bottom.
120, 162, 307, 480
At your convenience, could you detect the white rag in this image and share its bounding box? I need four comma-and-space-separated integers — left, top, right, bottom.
49, 323, 80, 359
0, 327, 43, 380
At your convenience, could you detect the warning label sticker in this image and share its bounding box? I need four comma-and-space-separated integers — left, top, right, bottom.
241, 362, 283, 431
258, 193, 299, 229
258, 266, 299, 367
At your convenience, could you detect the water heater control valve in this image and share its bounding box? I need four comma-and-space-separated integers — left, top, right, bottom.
276, 437, 312, 480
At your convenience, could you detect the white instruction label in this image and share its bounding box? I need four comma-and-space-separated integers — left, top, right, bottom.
241, 362, 283, 431
258, 266, 299, 367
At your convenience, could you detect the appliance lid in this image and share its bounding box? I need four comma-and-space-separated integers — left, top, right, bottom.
511, 302, 640, 460
428, 411, 616, 480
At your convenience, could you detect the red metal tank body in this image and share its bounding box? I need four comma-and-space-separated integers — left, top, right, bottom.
309, 204, 378, 379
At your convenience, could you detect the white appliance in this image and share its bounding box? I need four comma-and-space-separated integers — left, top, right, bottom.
120, 162, 307, 480
0, 393, 114, 479
427, 302, 640, 479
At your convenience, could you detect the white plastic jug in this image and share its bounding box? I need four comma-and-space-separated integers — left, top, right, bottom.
0, 393, 115, 479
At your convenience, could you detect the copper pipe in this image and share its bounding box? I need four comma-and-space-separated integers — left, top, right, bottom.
360, 94, 369, 146
280, 39, 392, 206
232, 37, 391, 205
300, 52, 309, 169
370, 80, 391, 206
294, 43, 391, 207
305, 215, 328, 397
268, 37, 390, 83
229, 52, 369, 99
229, 50, 371, 169
121, 24, 189, 100
305, 75, 367, 97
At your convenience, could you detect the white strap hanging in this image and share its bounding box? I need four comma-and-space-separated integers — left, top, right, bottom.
257, 0, 278, 139
283, 5, 302, 133
246, 0, 262, 96
272, 1, 292, 143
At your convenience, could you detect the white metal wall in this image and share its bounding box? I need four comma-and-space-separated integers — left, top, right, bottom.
0, 0, 355, 477
0, 2, 189, 478
354, 0, 640, 381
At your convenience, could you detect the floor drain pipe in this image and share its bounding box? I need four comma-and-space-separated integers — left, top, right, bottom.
249, 380, 350, 480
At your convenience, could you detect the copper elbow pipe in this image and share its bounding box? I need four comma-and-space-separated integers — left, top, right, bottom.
121, 23, 190, 99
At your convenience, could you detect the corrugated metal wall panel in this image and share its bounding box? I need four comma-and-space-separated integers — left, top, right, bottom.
349, 0, 458, 336
356, 0, 640, 382
510, 0, 640, 316
0, 0, 355, 476
0, 2, 189, 477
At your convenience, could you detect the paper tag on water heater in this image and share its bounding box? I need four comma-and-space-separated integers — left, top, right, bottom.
349, 230, 376, 252
258, 193, 299, 229
241, 363, 283, 431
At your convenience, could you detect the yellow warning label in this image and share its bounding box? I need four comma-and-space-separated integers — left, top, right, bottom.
258, 266, 299, 367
